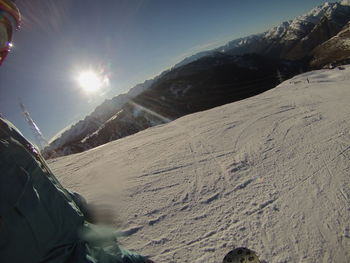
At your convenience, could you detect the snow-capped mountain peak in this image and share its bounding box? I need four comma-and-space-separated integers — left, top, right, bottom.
264, 2, 339, 41
302, 2, 333, 22
264, 21, 291, 40
175, 1, 350, 65
220, 33, 264, 52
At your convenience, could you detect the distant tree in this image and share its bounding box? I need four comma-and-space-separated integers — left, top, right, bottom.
277, 70, 284, 83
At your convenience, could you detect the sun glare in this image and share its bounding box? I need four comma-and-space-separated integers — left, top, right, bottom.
77, 71, 103, 93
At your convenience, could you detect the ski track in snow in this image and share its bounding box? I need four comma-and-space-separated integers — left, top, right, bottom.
48, 66, 350, 263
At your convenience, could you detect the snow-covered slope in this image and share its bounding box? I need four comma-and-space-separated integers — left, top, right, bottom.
49, 66, 350, 262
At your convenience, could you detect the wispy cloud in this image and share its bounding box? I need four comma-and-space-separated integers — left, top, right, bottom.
140, 36, 237, 82
171, 40, 222, 64
18, 0, 72, 35
170, 36, 237, 66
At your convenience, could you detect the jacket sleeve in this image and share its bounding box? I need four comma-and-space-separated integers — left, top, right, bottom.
67, 191, 96, 223
119, 248, 149, 263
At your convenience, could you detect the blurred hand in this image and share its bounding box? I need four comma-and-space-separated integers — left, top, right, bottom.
87, 203, 116, 225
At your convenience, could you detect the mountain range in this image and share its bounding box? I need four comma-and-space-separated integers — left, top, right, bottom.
43, 1, 350, 158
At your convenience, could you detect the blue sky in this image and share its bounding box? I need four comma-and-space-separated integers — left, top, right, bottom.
0, 0, 335, 143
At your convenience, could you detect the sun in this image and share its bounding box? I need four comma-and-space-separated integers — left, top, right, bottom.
77, 71, 103, 93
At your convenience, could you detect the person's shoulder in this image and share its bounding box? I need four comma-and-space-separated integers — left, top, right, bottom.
0, 117, 24, 137
0, 117, 36, 153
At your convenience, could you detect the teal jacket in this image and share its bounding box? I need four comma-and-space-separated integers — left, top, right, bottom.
0, 118, 146, 263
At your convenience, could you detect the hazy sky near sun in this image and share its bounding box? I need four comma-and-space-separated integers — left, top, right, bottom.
0, 0, 336, 143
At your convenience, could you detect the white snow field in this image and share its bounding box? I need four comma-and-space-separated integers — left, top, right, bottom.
48, 67, 350, 263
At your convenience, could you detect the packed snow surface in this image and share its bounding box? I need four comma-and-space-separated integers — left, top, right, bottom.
49, 67, 350, 262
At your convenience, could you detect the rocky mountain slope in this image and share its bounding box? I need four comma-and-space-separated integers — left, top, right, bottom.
44, 78, 158, 156
310, 21, 350, 68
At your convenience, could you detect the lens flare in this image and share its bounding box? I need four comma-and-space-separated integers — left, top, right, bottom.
77, 71, 103, 93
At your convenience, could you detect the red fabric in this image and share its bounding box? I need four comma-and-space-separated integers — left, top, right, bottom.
0, 48, 9, 65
